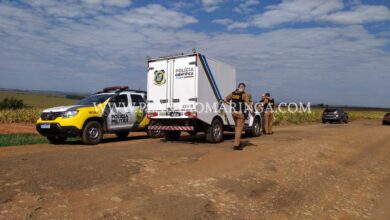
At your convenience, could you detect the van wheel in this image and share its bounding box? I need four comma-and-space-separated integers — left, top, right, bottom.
147, 121, 164, 138
115, 131, 129, 139
206, 118, 223, 143
47, 136, 67, 144
82, 121, 103, 145
246, 117, 262, 137
165, 131, 181, 141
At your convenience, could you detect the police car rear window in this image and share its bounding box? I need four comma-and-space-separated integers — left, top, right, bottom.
76, 94, 111, 106
130, 95, 144, 106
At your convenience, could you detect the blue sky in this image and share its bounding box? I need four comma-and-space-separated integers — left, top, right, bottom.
0, 0, 389, 107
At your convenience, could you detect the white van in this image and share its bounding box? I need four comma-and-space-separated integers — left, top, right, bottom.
146, 52, 262, 143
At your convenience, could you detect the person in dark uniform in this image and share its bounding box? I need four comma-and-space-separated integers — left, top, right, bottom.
224, 83, 253, 150
261, 92, 275, 134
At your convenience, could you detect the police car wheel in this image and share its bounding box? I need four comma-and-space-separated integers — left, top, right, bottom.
47, 136, 67, 144
206, 118, 223, 143
115, 132, 129, 139
165, 131, 181, 141
82, 121, 103, 145
252, 118, 262, 137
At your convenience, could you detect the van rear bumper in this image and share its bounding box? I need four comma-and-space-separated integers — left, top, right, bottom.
149, 118, 201, 131
148, 125, 194, 131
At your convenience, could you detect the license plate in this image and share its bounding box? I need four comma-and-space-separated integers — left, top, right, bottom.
169, 112, 181, 117
40, 124, 51, 129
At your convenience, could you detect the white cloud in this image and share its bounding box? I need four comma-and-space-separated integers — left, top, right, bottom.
220, 0, 390, 29
103, 0, 132, 7
233, 0, 260, 13
320, 5, 390, 24
24, 0, 133, 18
113, 4, 198, 28
212, 18, 233, 25
251, 0, 344, 28
202, 0, 224, 12
0, 2, 389, 107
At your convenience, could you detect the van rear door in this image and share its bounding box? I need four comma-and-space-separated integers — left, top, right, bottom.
171, 55, 197, 111
147, 60, 169, 112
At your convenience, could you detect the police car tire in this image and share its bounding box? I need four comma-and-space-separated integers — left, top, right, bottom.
47, 136, 67, 144
250, 117, 262, 137
82, 121, 103, 145
206, 118, 223, 143
165, 131, 181, 141
115, 131, 129, 139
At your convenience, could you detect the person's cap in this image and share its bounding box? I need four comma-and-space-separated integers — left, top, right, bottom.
265, 92, 270, 97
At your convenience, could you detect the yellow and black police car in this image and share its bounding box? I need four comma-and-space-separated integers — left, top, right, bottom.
36, 86, 161, 145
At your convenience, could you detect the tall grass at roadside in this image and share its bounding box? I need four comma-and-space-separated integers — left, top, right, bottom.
273, 110, 385, 125
0, 133, 48, 147
0, 108, 42, 123
273, 111, 322, 125
348, 111, 386, 121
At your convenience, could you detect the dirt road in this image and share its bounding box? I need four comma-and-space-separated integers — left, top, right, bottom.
0, 120, 389, 219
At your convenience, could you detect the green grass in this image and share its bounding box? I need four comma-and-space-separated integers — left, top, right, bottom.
0, 133, 48, 147
0, 91, 77, 108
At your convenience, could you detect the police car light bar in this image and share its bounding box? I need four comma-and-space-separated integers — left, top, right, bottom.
103, 86, 129, 93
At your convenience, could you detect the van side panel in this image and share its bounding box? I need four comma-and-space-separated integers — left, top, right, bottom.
205, 57, 236, 100
197, 55, 236, 126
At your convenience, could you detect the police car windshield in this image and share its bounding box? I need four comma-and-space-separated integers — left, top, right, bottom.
76, 94, 112, 106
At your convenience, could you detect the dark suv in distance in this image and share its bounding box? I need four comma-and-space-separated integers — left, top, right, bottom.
322, 107, 349, 124
383, 113, 390, 125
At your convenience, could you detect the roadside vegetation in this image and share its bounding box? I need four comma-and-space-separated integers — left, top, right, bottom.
273, 111, 322, 125
274, 109, 386, 125
0, 108, 42, 123
0, 133, 48, 147
0, 91, 80, 123
0, 97, 26, 110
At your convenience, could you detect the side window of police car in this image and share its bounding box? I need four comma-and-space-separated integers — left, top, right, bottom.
113, 95, 128, 108
130, 95, 144, 107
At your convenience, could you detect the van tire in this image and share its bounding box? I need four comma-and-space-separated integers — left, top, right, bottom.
206, 118, 223, 143
246, 117, 262, 137
165, 131, 181, 141
115, 131, 129, 139
47, 136, 67, 144
147, 121, 164, 138
82, 121, 103, 145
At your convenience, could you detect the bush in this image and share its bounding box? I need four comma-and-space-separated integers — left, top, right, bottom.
0, 97, 26, 110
